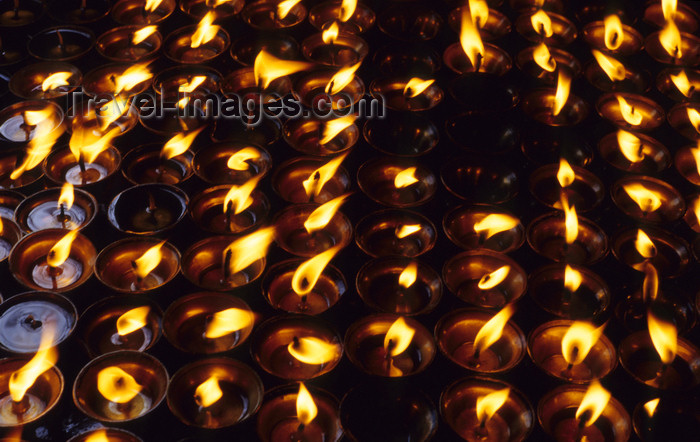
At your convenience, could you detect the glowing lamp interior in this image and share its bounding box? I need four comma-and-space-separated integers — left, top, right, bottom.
635, 229, 657, 259
644, 398, 660, 417
617, 130, 646, 162
616, 95, 643, 126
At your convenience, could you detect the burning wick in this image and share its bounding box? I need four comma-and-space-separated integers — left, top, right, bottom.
129, 242, 164, 289
474, 388, 510, 438
46, 230, 79, 289
560, 321, 605, 379
56, 182, 74, 228
295, 382, 317, 437
574, 380, 611, 442
383, 317, 415, 376
471, 304, 515, 366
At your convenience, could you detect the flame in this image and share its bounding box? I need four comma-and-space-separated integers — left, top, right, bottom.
622, 183, 662, 213
603, 15, 623, 51
144, 0, 163, 13
394, 167, 419, 188
476, 388, 510, 423
95, 97, 131, 131
10, 112, 63, 181
303, 194, 349, 233
669, 70, 696, 97
205, 308, 254, 338
553, 69, 571, 116
693, 197, 700, 226
132, 242, 164, 280
47, 230, 78, 267
320, 115, 357, 144
398, 261, 418, 288
644, 398, 660, 417
24, 108, 53, 126
635, 230, 657, 259
57, 182, 74, 211
161, 127, 204, 159
617, 95, 643, 126
296, 383, 317, 425
0, 216, 3, 236
224, 227, 276, 274
460, 8, 484, 70
191, 12, 219, 48
322, 21, 340, 44
642, 262, 659, 302
617, 130, 646, 162
688, 108, 700, 134
592, 50, 626, 82
303, 153, 348, 198
403, 78, 434, 98
41, 72, 72, 92
176, 76, 207, 109
97, 366, 142, 403
562, 196, 578, 245
227, 147, 261, 170
396, 224, 421, 238
132, 25, 158, 45
384, 317, 415, 357
116, 306, 150, 336
8, 327, 57, 402
659, 19, 682, 59
291, 246, 341, 296
648, 311, 677, 364
469, 0, 489, 28
287, 337, 340, 364
531, 9, 553, 37
325, 62, 361, 95
69, 126, 121, 164
85, 430, 109, 442
557, 158, 575, 188
564, 265, 582, 292
253, 50, 312, 90
277, 0, 302, 19
473, 304, 516, 354
473, 214, 519, 239
561, 322, 605, 365
533, 43, 556, 72
194, 376, 222, 408
575, 380, 611, 427
339, 0, 356, 22
114, 63, 152, 95
477, 265, 510, 290
662, 0, 677, 21
223, 176, 261, 215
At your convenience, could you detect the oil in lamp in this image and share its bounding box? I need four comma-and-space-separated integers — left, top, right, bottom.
14, 183, 97, 232
515, 8, 577, 47
612, 227, 690, 278
8, 62, 81, 99
632, 396, 700, 441
443, 250, 527, 308
435, 305, 526, 373
645, 17, 700, 66
26, 25, 95, 64
78, 296, 161, 357
308, 0, 375, 34
95, 25, 161, 62
538, 380, 631, 441
294, 63, 365, 111
122, 129, 202, 185
516, 42, 580, 84
657, 67, 700, 101
356, 257, 442, 315
251, 315, 343, 380
180, 0, 244, 19
447, 0, 511, 41
111, 0, 175, 25
257, 383, 342, 442
668, 103, 700, 140
441, 377, 533, 441
272, 155, 351, 204
73, 351, 168, 422
529, 158, 605, 212
262, 247, 347, 314
0, 189, 22, 218
598, 130, 671, 174
0, 215, 20, 262
355, 209, 436, 258
67, 428, 142, 442
0, 100, 63, 143
9, 228, 95, 292
241, 0, 307, 30
610, 176, 684, 223
167, 358, 263, 429
94, 239, 180, 293
273, 196, 352, 257
163, 11, 230, 64
283, 115, 359, 156
582, 14, 643, 55
442, 205, 524, 253
189, 180, 269, 235
301, 21, 369, 66
163, 292, 255, 354
585, 49, 648, 93
357, 157, 437, 207
522, 69, 589, 126
106, 184, 188, 235
644, 0, 699, 32
0, 328, 62, 426
344, 315, 435, 377
194, 143, 272, 186
0, 0, 45, 27
181, 227, 275, 291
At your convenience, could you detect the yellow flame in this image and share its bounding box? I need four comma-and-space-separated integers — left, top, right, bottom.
623, 183, 662, 213
403, 78, 434, 98
296, 383, 318, 425
303, 194, 348, 234
287, 337, 340, 364
635, 230, 657, 259
644, 398, 660, 417
617, 130, 646, 162
144, 0, 163, 13
575, 380, 611, 427
617, 95, 643, 126
291, 246, 341, 296
303, 153, 348, 198
223, 176, 261, 215
194, 376, 222, 408
8, 327, 57, 402
132, 242, 164, 280
669, 70, 696, 97
473, 214, 519, 240
564, 265, 583, 292
85, 429, 109, 442
531, 9, 553, 37
473, 304, 516, 354
224, 226, 276, 274
116, 306, 150, 336
553, 69, 571, 116
227, 147, 261, 171
592, 49, 626, 82
68, 126, 120, 164
693, 197, 700, 226
398, 261, 418, 288
396, 224, 421, 238
603, 15, 624, 51
97, 366, 142, 404
0, 216, 3, 236
562, 196, 578, 245
57, 182, 74, 211
10, 113, 63, 181
642, 262, 659, 302
253, 49, 312, 90
161, 127, 204, 159
469, 0, 489, 28
561, 322, 605, 365
648, 311, 677, 364
41, 72, 72, 92
322, 21, 340, 44
114, 63, 152, 95
132, 25, 158, 45
47, 230, 79, 267
191, 12, 219, 48
662, 0, 678, 21
460, 8, 485, 70
384, 317, 415, 357
476, 388, 510, 424
339, 0, 356, 22
533, 43, 556, 72
556, 158, 575, 188
176, 76, 207, 109
394, 167, 419, 188
688, 108, 700, 134
659, 19, 683, 59
205, 308, 254, 338
477, 265, 510, 290
277, 0, 302, 19
325, 61, 361, 95
320, 115, 356, 144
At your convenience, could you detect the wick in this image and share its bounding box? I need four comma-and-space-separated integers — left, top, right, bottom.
12, 0, 19, 20
474, 416, 489, 438
473, 346, 481, 360
573, 410, 590, 442
292, 336, 300, 348
11, 395, 29, 417
130, 260, 143, 288
78, 153, 87, 174
225, 200, 233, 231
474, 53, 483, 72
23, 315, 42, 330
145, 192, 158, 224
477, 232, 486, 246
56, 29, 65, 53
20, 121, 35, 142
222, 248, 232, 281
58, 204, 69, 228
611, 32, 619, 47
300, 293, 308, 305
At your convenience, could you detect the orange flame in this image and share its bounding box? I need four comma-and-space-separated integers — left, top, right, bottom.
161, 127, 204, 159
662, 0, 678, 21
557, 158, 575, 188
603, 15, 624, 51
477, 265, 510, 290
132, 242, 164, 280
693, 197, 700, 226
205, 308, 254, 338
469, 0, 489, 28
460, 8, 485, 70
669, 70, 696, 97
57, 182, 74, 211
473, 214, 519, 239
144, 0, 163, 13
0, 216, 3, 236
297, 383, 317, 425
224, 227, 276, 274
94, 96, 131, 131
635, 229, 657, 259
85, 429, 109, 442
303, 194, 349, 233
322, 21, 340, 44
277, 0, 302, 19
223, 176, 261, 215
339, 0, 356, 22
384, 317, 415, 357
41, 72, 72, 92
617, 130, 648, 162
97, 366, 142, 403
47, 230, 78, 267
575, 380, 611, 427
644, 398, 660, 417
561, 321, 605, 365
287, 337, 340, 364
132, 25, 158, 45
642, 261, 659, 302
553, 69, 571, 116
617, 95, 643, 126
176, 76, 207, 109
303, 153, 348, 198
253, 50, 313, 89
398, 261, 418, 288
688, 108, 700, 134
403, 78, 434, 98
8, 327, 57, 402
592, 49, 626, 82
659, 19, 683, 59
291, 246, 341, 296
194, 376, 222, 408
394, 167, 419, 188
648, 310, 677, 364
562, 196, 578, 245
325, 62, 362, 95
622, 183, 662, 213
395, 224, 421, 238
227, 147, 261, 170
533, 43, 556, 72
476, 388, 510, 423
564, 265, 582, 292
320, 115, 356, 144
116, 306, 150, 336
473, 304, 516, 355
531, 9, 553, 37
10, 110, 63, 181
114, 63, 152, 95
191, 12, 219, 48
